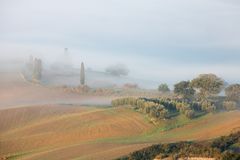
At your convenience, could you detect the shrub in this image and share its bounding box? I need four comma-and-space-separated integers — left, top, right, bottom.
201, 101, 216, 113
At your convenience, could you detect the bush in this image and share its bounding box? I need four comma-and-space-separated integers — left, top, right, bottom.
201, 101, 216, 113
177, 102, 190, 114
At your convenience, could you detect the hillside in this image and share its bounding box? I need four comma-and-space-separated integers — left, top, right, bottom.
117, 131, 240, 160
1, 105, 240, 160
1, 72, 240, 160
0, 105, 152, 160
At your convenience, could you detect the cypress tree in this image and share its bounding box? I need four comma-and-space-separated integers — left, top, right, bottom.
80, 62, 85, 85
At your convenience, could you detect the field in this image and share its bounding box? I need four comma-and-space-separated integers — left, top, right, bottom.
1, 72, 240, 160
0, 105, 152, 160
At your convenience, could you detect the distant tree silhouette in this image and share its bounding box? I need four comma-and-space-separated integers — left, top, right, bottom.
158, 83, 170, 93
105, 64, 129, 76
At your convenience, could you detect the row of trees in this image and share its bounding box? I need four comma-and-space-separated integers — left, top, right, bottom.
112, 98, 169, 119
112, 97, 211, 120
112, 74, 239, 121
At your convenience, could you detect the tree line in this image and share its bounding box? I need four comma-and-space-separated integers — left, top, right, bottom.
112, 97, 207, 120
159, 74, 240, 111
112, 74, 240, 121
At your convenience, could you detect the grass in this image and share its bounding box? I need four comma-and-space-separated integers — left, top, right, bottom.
88, 111, 239, 145
85, 113, 204, 144
5, 151, 33, 160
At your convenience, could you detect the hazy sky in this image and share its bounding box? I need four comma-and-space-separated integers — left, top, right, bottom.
1, 0, 240, 84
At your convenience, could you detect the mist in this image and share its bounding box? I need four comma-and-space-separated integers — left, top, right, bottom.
1, 0, 240, 88
1, 1, 240, 159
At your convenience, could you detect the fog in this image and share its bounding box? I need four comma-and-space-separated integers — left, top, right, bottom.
1, 0, 240, 88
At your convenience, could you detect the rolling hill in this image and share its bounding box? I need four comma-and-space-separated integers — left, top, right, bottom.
1, 72, 240, 160
1, 105, 240, 160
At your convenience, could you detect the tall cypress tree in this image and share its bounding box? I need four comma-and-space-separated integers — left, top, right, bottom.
80, 62, 85, 85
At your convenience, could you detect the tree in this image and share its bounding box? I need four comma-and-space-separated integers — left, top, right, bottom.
225, 84, 240, 102
158, 83, 170, 93
105, 64, 129, 76
223, 101, 237, 111
80, 62, 85, 85
174, 81, 195, 101
191, 74, 224, 102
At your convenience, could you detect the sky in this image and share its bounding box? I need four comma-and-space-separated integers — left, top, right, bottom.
1, 0, 240, 85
